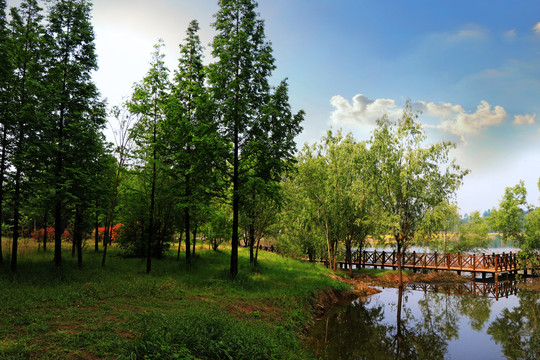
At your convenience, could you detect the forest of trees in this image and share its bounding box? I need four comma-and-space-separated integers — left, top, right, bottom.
1, 0, 539, 281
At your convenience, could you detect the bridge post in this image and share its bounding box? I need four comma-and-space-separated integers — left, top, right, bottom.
412, 251, 416, 273
392, 251, 396, 270
494, 253, 499, 282
472, 254, 476, 280
382, 251, 386, 270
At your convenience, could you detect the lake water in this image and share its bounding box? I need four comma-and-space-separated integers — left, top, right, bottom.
306, 279, 539, 360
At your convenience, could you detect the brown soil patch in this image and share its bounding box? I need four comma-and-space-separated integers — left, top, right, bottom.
361, 270, 470, 287
310, 287, 361, 319
224, 300, 285, 323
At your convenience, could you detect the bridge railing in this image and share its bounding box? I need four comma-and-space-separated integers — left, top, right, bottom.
349, 250, 519, 272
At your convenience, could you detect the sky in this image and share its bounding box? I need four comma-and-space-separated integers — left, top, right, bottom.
6, 0, 540, 215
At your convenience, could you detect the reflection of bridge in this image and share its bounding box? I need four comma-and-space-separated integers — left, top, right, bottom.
334, 250, 520, 281
406, 281, 520, 300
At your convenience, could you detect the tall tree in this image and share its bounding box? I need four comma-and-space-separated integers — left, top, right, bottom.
128, 40, 170, 274
46, 0, 103, 270
7, 0, 46, 272
209, 0, 303, 277
165, 20, 219, 267
0, 0, 10, 266
369, 103, 468, 286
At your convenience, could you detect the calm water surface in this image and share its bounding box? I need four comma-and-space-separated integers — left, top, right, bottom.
306, 280, 539, 360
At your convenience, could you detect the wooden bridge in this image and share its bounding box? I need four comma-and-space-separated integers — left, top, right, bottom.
406, 280, 520, 300
330, 250, 521, 281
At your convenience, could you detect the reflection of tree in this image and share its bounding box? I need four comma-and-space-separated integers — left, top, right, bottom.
488, 290, 540, 360
306, 301, 393, 359
306, 287, 449, 359
458, 293, 492, 331
394, 286, 447, 360
418, 288, 492, 334
307, 284, 503, 360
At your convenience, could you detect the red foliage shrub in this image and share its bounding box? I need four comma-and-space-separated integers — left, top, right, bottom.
94, 223, 122, 242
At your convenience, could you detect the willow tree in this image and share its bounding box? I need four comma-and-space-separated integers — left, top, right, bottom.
369, 103, 468, 286
209, 0, 303, 278
292, 130, 373, 275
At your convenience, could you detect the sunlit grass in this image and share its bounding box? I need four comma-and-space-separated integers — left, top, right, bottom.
0, 240, 346, 359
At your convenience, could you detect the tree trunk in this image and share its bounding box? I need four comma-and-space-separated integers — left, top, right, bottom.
249, 222, 255, 264
0, 125, 7, 266
230, 120, 239, 279
94, 209, 99, 252
101, 222, 109, 267
346, 239, 353, 278
147, 121, 157, 274
184, 208, 191, 267
192, 223, 197, 257
11, 166, 21, 272
43, 215, 48, 252
176, 231, 183, 261
75, 206, 83, 268
397, 239, 403, 287
254, 236, 261, 268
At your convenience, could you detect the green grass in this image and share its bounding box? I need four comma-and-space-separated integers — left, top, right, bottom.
0, 240, 347, 359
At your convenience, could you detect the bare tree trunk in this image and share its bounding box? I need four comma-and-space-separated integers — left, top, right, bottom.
192, 223, 197, 257
249, 222, 255, 264
0, 124, 7, 266
75, 206, 83, 268
94, 207, 99, 252
177, 231, 183, 261
11, 166, 21, 272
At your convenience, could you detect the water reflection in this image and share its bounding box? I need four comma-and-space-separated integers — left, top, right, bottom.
306, 281, 539, 360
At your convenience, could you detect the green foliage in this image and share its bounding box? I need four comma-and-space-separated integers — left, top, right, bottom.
368, 102, 468, 283
282, 130, 373, 271
415, 201, 460, 253
488, 290, 539, 360
489, 180, 528, 243
452, 211, 489, 253
208, 0, 304, 277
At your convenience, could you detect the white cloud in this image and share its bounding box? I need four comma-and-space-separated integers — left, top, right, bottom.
329, 94, 402, 127
330, 94, 508, 142
422, 100, 507, 140
513, 113, 536, 125
534, 22, 540, 35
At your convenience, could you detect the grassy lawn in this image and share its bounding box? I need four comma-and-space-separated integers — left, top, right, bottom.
0, 239, 348, 359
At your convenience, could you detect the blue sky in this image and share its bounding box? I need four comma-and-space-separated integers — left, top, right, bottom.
7, 0, 540, 215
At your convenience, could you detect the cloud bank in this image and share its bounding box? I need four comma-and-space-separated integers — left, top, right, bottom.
330, 94, 533, 142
